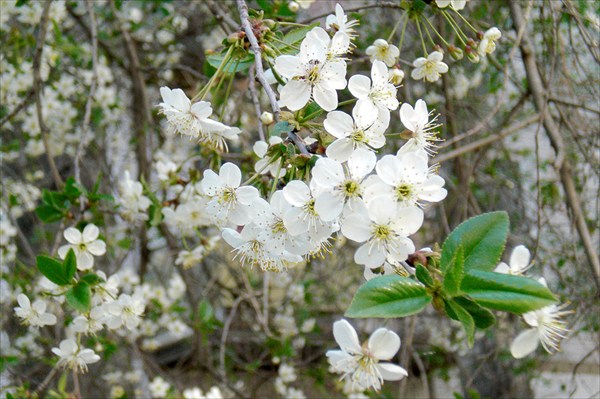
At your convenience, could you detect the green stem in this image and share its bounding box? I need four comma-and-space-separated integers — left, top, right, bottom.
269, 160, 284, 199
266, 58, 287, 86
416, 18, 428, 55
397, 17, 409, 57
387, 12, 407, 42
422, 17, 437, 48
193, 46, 234, 102
452, 8, 479, 33
442, 11, 468, 46
219, 60, 239, 121
422, 16, 450, 47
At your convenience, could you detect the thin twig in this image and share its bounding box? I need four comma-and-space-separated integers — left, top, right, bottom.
74, 0, 99, 213
33, 0, 63, 188
33, 364, 60, 396
236, 0, 280, 121
0, 90, 34, 128
206, 0, 239, 33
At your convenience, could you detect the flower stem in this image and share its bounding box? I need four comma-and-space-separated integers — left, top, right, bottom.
416, 18, 428, 55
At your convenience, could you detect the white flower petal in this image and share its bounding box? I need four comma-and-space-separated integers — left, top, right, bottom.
377, 363, 408, 381
510, 328, 540, 359
63, 227, 82, 245
368, 328, 401, 360
332, 319, 362, 353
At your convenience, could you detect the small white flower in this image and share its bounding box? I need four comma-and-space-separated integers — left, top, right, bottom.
388, 68, 405, 85
348, 60, 399, 118
411, 51, 449, 83
324, 102, 389, 162
118, 171, 152, 222
199, 162, 259, 226
366, 39, 399, 67
398, 99, 441, 154
435, 0, 468, 11
14, 294, 57, 327
58, 224, 106, 270
478, 27, 501, 56
326, 319, 407, 391
495, 245, 532, 275
51, 339, 100, 373
275, 28, 347, 111
183, 387, 203, 399
106, 292, 145, 330
510, 300, 570, 359
325, 3, 359, 39
71, 306, 105, 335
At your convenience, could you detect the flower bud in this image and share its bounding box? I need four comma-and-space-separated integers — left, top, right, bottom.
448, 45, 464, 60
433, 44, 444, 54
263, 19, 277, 29
288, 1, 300, 12
260, 111, 274, 125
465, 46, 480, 63
388, 68, 405, 85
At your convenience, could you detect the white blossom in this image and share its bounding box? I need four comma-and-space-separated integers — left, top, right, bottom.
348, 60, 399, 118
411, 51, 449, 83
495, 245, 532, 275
58, 223, 106, 270
366, 39, 399, 67
51, 339, 100, 373
14, 294, 57, 327
327, 319, 407, 391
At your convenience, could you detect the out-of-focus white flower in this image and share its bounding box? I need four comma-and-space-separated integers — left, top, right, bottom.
14, 294, 57, 327
118, 171, 152, 222
327, 319, 407, 391
411, 51, 448, 83
279, 363, 297, 383
149, 376, 170, 398
495, 245, 532, 275
105, 292, 145, 330
366, 39, 399, 67
183, 387, 203, 399
58, 224, 106, 270
51, 339, 100, 373
288, 1, 300, 12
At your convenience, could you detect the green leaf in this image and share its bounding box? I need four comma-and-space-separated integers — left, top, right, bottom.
454, 297, 496, 329
415, 264, 434, 287
255, 0, 273, 13
15, 0, 29, 6
64, 177, 82, 201
443, 246, 464, 297
271, 121, 293, 137
441, 211, 509, 273
148, 204, 163, 227
80, 273, 104, 286
445, 299, 475, 347
206, 52, 254, 73
461, 269, 556, 314
301, 101, 324, 121
274, 23, 320, 54
37, 255, 71, 286
345, 275, 432, 318
66, 282, 91, 312
198, 299, 214, 323
63, 249, 77, 282
35, 205, 64, 223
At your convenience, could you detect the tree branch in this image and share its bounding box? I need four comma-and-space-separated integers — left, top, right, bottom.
33, 0, 63, 188
510, 1, 600, 293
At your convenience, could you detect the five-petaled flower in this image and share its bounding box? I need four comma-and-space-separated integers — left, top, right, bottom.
58, 223, 106, 270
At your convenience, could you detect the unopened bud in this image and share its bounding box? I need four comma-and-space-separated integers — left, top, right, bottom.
227, 32, 241, 44
388, 68, 405, 85
263, 19, 277, 29
288, 1, 300, 12
260, 111, 274, 125
448, 45, 463, 60
477, 30, 485, 40
465, 46, 480, 63
433, 44, 444, 54
466, 38, 477, 48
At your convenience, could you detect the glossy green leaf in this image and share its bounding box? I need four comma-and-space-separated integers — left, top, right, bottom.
415, 264, 434, 287
443, 246, 464, 297
345, 275, 432, 318
37, 255, 71, 286
206, 52, 253, 73
445, 299, 475, 347
80, 273, 104, 286
66, 282, 91, 312
441, 211, 509, 273
461, 269, 556, 314
454, 296, 496, 329
63, 249, 77, 282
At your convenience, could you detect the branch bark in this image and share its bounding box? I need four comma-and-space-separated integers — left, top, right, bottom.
510, 1, 600, 292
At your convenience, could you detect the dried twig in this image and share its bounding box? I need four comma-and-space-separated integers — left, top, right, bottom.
0, 90, 34, 128
33, 0, 63, 188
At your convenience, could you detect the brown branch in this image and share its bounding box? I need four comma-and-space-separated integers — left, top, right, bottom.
33, 0, 63, 188
247, 64, 266, 141
0, 90, 33, 128
510, 1, 600, 292
206, 0, 240, 33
